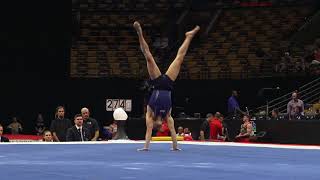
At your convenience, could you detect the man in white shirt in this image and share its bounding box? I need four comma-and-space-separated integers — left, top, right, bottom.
287, 92, 304, 120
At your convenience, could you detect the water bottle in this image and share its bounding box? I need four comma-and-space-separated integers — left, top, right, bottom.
251, 121, 257, 134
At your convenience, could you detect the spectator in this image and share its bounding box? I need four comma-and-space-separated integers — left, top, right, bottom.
35, 113, 46, 136
315, 99, 320, 119
303, 45, 314, 65
0, 124, 9, 142
270, 109, 280, 120
275, 53, 288, 73
220, 115, 229, 141
293, 106, 305, 120
183, 128, 193, 141
102, 121, 118, 140
313, 99, 320, 113
234, 115, 254, 142
227, 90, 244, 116
109, 121, 117, 138
152, 36, 168, 49
199, 113, 212, 141
210, 112, 226, 141
284, 52, 294, 71
156, 120, 170, 137
309, 42, 320, 74
66, 114, 90, 141
176, 126, 184, 136
183, 128, 191, 136
7, 117, 23, 134
50, 106, 72, 142
102, 123, 113, 140
294, 58, 306, 72
287, 92, 304, 120
313, 47, 320, 62
81, 107, 100, 141
42, 130, 53, 142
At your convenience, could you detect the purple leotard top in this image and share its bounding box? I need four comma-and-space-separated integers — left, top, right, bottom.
148, 74, 173, 118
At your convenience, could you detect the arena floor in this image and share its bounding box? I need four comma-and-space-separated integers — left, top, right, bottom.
1, 141, 320, 180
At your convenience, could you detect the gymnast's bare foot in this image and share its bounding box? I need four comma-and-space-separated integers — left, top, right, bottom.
133, 21, 143, 35
185, 26, 200, 38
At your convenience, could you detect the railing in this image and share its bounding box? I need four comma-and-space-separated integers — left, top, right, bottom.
256, 77, 320, 114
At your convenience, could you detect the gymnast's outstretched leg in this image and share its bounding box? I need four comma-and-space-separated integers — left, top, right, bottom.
165, 26, 200, 81
133, 21, 161, 80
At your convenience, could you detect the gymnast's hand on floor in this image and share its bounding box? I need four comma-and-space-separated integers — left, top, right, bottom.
137, 148, 149, 151
170, 148, 182, 151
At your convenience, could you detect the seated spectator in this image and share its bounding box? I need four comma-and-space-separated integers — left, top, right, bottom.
234, 115, 254, 142
276, 51, 296, 73
310, 44, 320, 74
156, 120, 170, 137
313, 99, 320, 112
285, 52, 295, 71
210, 112, 226, 141
102, 122, 113, 140
176, 126, 184, 136
110, 121, 117, 138
183, 128, 191, 136
152, 36, 168, 49
66, 114, 90, 141
102, 126, 113, 140
316, 106, 320, 119
0, 124, 9, 142
7, 117, 23, 134
270, 109, 280, 120
294, 58, 306, 72
42, 130, 53, 142
101, 121, 118, 140
183, 128, 193, 141
293, 106, 305, 120
35, 113, 46, 136
199, 113, 213, 141
313, 46, 320, 61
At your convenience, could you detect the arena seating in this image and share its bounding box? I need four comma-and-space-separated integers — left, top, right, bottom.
71, 0, 315, 79
186, 6, 313, 79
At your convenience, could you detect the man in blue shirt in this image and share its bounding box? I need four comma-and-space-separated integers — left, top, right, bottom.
228, 90, 242, 116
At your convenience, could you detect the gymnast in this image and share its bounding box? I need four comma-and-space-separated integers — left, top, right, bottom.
133, 21, 200, 151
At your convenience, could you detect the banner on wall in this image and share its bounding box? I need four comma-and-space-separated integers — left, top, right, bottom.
3, 135, 42, 142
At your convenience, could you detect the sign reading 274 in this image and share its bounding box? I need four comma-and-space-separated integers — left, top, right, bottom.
106, 99, 132, 112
